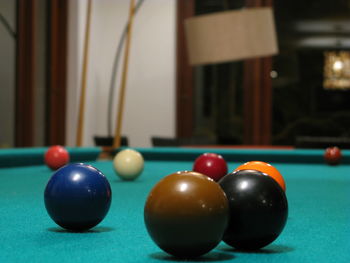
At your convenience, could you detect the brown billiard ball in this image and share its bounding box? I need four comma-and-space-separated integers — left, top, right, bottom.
324, 146, 342, 165
144, 171, 229, 258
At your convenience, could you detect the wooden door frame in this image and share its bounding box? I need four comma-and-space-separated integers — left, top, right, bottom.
176, 0, 195, 137
16, 0, 68, 147
176, 0, 274, 145
46, 0, 68, 145
244, 0, 273, 145
16, 0, 36, 147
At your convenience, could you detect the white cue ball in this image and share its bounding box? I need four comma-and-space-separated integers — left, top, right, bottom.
113, 149, 144, 180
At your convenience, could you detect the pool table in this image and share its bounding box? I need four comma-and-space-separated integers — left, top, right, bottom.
0, 147, 349, 263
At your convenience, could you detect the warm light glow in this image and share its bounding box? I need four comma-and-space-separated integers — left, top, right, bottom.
324, 51, 350, 90
270, 70, 278, 78
333, 60, 343, 71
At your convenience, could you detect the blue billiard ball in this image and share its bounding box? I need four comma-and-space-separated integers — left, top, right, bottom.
44, 163, 112, 231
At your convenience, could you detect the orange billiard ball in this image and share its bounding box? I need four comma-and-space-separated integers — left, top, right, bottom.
234, 161, 286, 191
324, 146, 342, 165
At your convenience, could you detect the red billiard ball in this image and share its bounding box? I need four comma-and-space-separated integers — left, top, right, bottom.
324, 146, 342, 165
45, 145, 70, 170
193, 153, 228, 181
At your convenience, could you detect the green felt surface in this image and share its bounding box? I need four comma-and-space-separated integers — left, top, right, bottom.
0, 150, 350, 262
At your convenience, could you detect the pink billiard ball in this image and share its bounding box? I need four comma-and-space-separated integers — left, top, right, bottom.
45, 145, 70, 170
324, 146, 342, 165
193, 153, 228, 181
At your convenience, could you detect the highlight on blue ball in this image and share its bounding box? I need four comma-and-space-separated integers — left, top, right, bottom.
44, 163, 112, 231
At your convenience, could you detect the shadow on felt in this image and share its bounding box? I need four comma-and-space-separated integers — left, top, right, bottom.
47, 226, 115, 233
219, 244, 294, 254
150, 251, 235, 262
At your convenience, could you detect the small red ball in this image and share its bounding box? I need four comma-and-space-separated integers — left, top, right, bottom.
324, 146, 342, 165
45, 145, 70, 170
193, 153, 228, 181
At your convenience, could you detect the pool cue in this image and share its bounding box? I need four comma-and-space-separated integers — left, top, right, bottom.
107, 0, 146, 138
113, 0, 136, 148
76, 0, 92, 147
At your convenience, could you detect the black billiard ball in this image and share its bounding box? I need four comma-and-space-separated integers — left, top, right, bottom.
218, 169, 288, 250
44, 163, 112, 231
144, 171, 229, 258
324, 146, 342, 165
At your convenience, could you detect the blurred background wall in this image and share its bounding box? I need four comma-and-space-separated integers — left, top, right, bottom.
0, 1, 16, 147
66, 0, 176, 147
